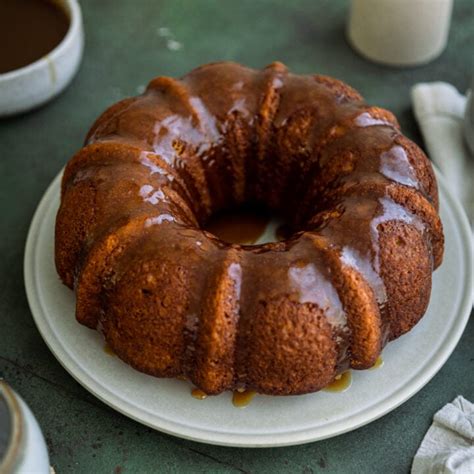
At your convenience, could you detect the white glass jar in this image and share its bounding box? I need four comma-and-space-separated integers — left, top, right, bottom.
347, 0, 453, 67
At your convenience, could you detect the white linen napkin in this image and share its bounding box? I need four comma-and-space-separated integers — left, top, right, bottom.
411, 84, 473, 472
412, 396, 474, 474
411, 82, 474, 224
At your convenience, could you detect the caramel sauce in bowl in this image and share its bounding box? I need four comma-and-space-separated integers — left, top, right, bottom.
0, 0, 84, 116
0, 0, 70, 74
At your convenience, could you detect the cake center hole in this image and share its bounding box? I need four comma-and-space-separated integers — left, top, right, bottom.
203, 203, 291, 245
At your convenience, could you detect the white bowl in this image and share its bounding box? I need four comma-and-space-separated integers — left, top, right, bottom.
0, 0, 84, 117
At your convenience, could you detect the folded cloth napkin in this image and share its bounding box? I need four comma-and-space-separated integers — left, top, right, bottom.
411, 82, 474, 224
412, 396, 474, 474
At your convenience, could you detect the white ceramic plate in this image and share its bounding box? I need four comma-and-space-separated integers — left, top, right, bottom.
24, 171, 472, 447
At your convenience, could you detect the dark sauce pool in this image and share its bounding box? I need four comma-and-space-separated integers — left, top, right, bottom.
204, 204, 273, 245
0, 0, 70, 74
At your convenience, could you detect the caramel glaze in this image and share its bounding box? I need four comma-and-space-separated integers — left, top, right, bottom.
192, 387, 256, 408
55, 62, 444, 397
191, 388, 208, 400
103, 343, 115, 356
323, 371, 352, 392
0, 0, 69, 74
232, 390, 256, 408
370, 356, 384, 369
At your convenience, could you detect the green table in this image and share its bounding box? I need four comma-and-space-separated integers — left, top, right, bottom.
1, 1, 473, 472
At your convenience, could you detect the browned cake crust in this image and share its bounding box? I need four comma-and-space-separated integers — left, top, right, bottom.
55, 62, 444, 395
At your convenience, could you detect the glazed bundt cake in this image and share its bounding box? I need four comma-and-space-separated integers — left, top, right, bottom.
55, 62, 444, 396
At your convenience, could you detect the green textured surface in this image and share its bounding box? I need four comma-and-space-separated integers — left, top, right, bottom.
1, 0, 473, 472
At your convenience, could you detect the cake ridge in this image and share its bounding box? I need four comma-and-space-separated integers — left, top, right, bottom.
294, 123, 439, 236
306, 190, 435, 340
147, 83, 214, 219
317, 180, 444, 268
302, 232, 383, 369
146, 76, 201, 124
277, 99, 401, 219
56, 141, 200, 290
254, 62, 288, 203
191, 248, 242, 393
86, 97, 138, 145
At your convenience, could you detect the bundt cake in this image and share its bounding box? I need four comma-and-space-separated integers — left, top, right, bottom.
55, 62, 444, 396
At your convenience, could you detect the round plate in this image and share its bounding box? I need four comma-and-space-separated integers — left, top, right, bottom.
24, 171, 472, 447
